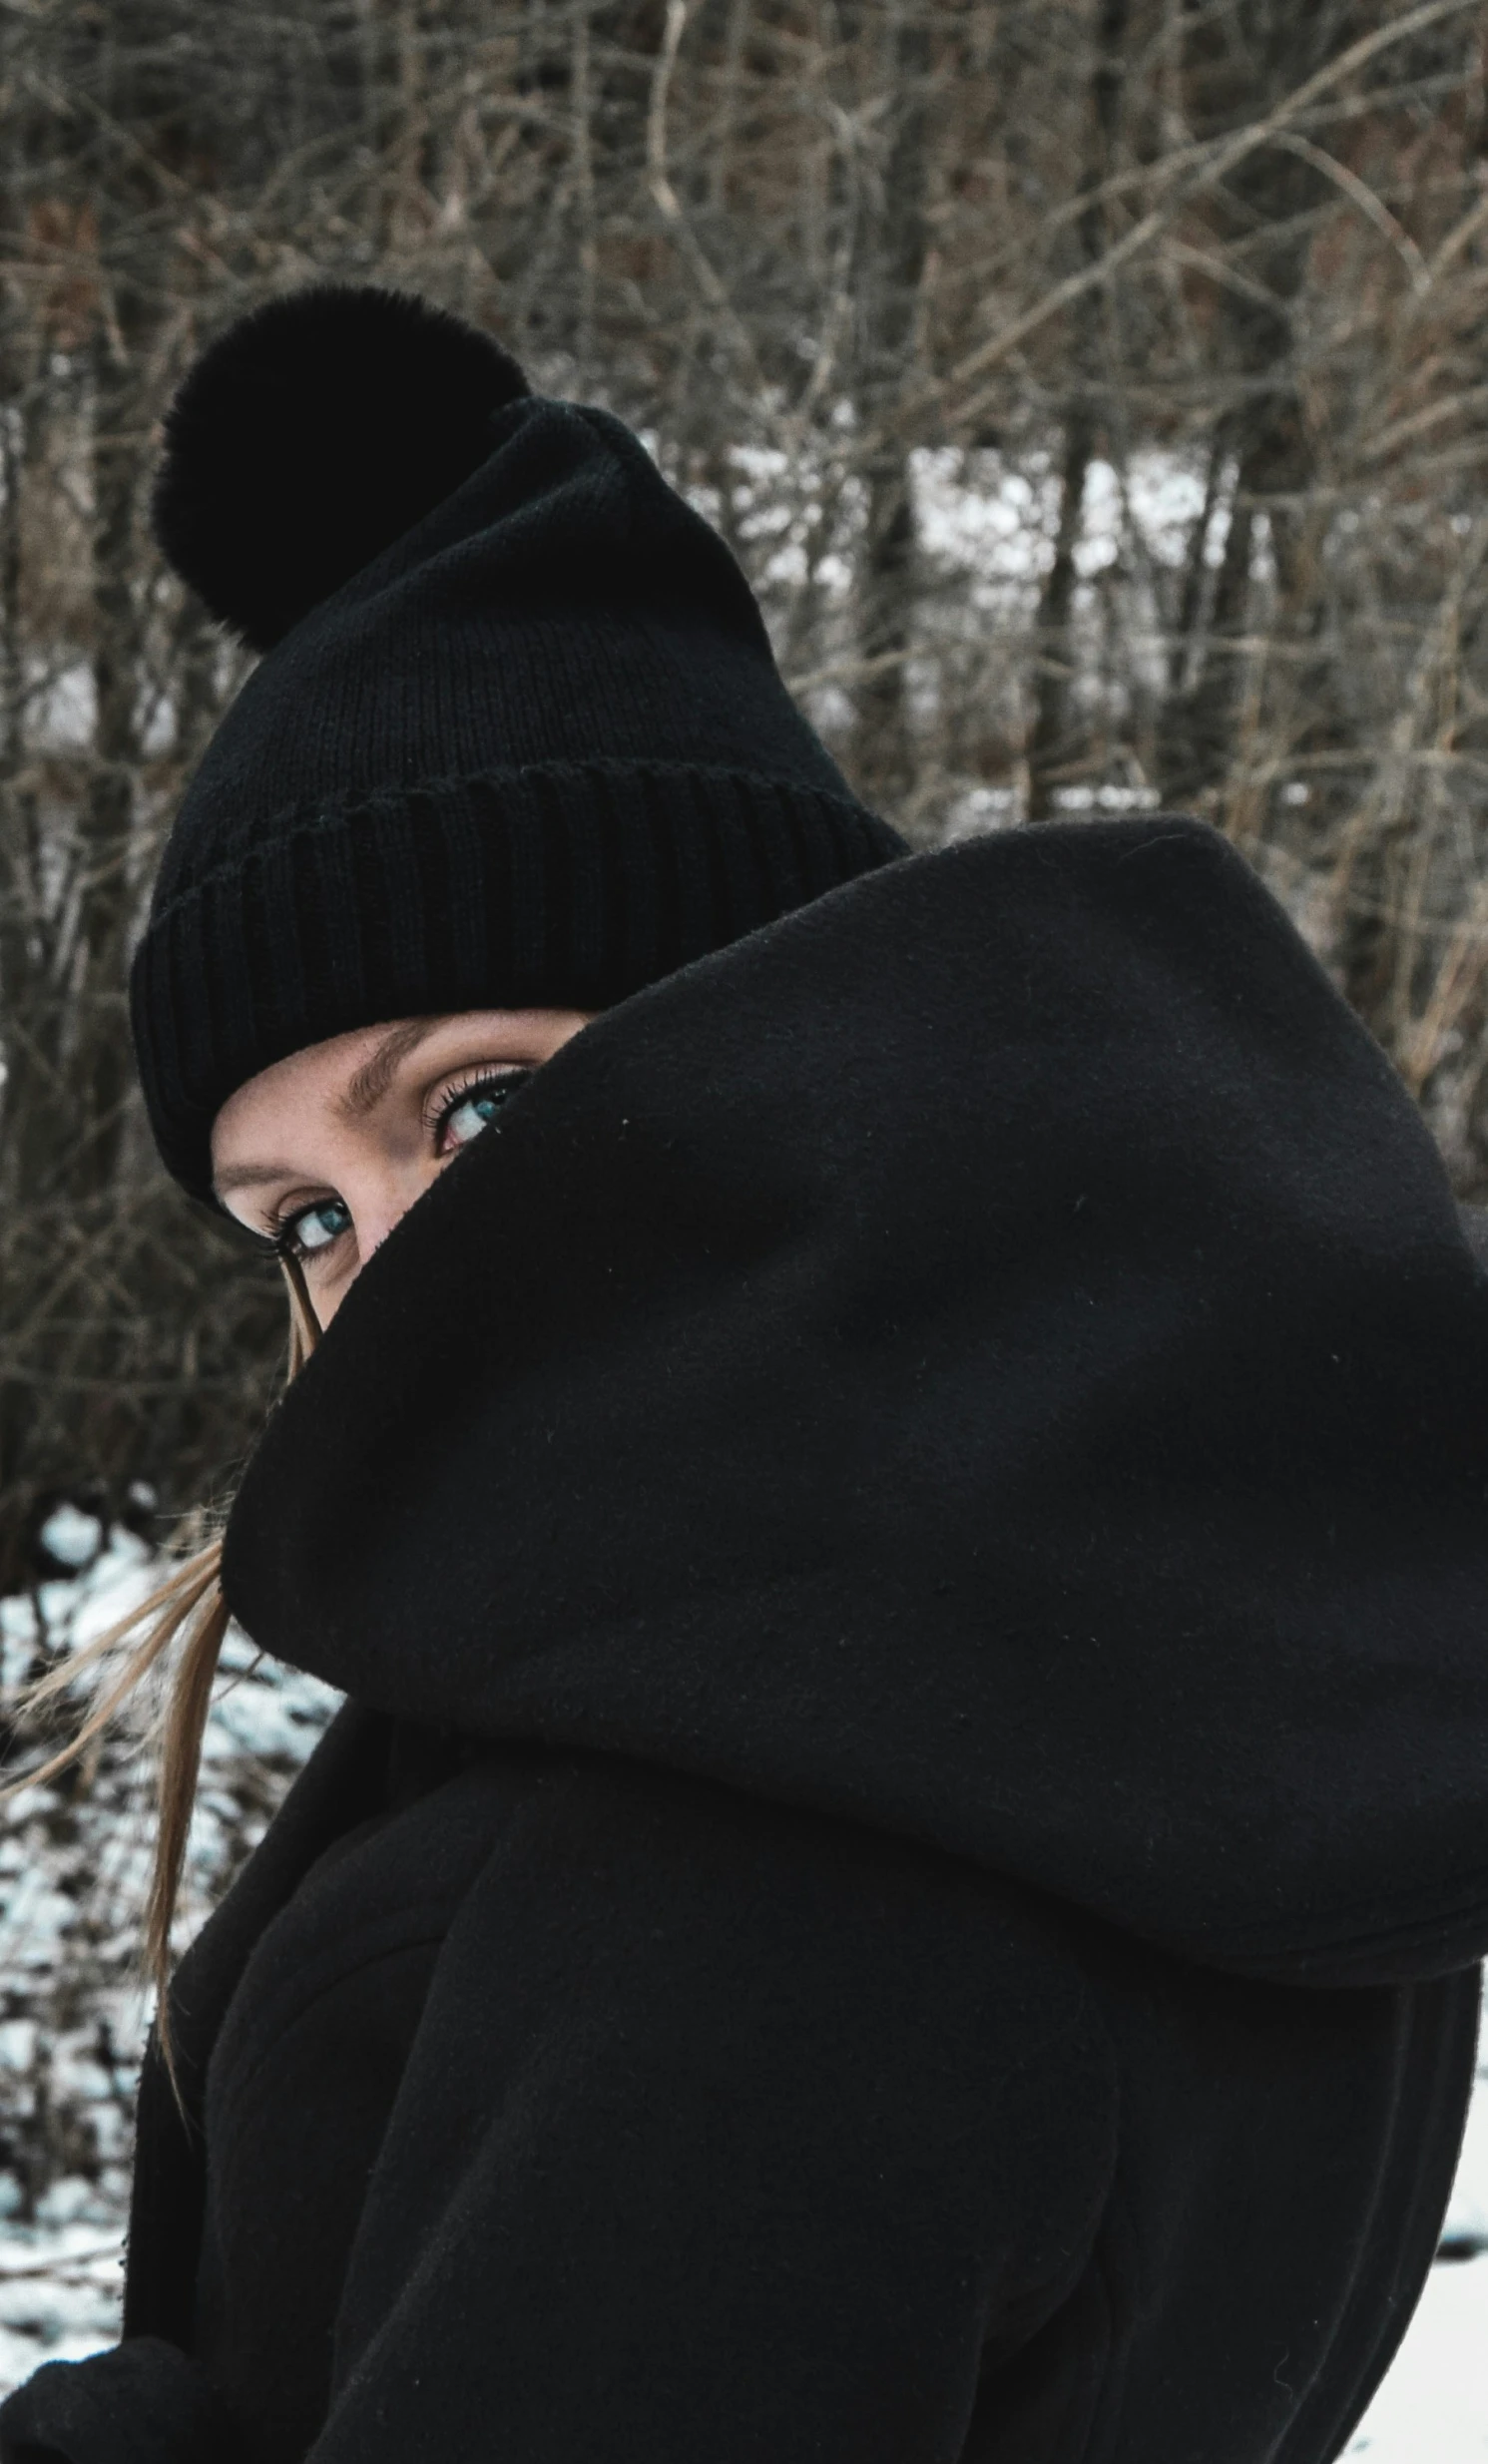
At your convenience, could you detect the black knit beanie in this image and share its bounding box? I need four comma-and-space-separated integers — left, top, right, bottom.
132, 285, 905, 1200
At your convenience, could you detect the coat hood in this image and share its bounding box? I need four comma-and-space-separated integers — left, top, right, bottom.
224, 817, 1488, 1989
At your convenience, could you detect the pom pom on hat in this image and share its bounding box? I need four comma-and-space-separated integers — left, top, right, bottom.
152, 285, 531, 653
135, 285, 905, 1199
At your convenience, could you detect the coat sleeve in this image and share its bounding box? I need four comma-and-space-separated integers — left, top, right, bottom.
305, 1750, 1117, 2464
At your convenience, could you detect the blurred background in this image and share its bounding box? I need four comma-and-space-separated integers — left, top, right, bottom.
0, 0, 1487, 2433
1, 0, 1486, 1577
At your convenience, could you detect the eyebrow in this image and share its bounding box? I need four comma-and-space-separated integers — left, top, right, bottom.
213, 1016, 455, 1200
335, 1015, 451, 1122
214, 1158, 305, 1197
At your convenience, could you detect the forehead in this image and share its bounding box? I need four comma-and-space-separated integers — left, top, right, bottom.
210, 1008, 590, 1190
213, 1016, 444, 1155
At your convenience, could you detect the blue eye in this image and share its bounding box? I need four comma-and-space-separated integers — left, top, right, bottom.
437, 1071, 531, 1153
444, 1092, 503, 1149
280, 1197, 351, 1256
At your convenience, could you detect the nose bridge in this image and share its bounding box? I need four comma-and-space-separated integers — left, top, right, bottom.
347, 1154, 431, 1262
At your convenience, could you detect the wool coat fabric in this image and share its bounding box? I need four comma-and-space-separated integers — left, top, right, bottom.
4, 815, 1488, 2464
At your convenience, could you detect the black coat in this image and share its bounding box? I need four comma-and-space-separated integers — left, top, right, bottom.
5, 817, 1488, 2464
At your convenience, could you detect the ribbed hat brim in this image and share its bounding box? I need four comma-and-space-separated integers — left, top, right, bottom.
132, 758, 904, 1201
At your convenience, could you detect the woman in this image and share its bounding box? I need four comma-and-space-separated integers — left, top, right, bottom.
2, 282, 1487, 2464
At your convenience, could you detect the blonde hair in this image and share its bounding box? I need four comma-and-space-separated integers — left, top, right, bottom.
2, 1255, 320, 2059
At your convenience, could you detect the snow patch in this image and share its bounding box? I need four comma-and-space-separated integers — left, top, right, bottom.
35, 1507, 103, 1572
0, 1531, 337, 2389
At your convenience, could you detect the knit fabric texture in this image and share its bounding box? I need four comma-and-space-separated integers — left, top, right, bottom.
132, 384, 903, 1199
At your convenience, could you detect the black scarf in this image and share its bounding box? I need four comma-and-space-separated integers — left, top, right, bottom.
223, 815, 1488, 1991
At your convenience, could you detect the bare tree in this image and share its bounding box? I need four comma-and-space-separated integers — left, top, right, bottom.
0, 0, 1486, 1590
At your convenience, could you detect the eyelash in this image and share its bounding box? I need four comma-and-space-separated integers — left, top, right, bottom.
266, 1066, 533, 1261
268, 1205, 347, 1265
421, 1066, 531, 1146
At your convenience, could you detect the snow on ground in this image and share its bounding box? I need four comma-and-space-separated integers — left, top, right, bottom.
0, 1531, 1484, 2444
0, 2224, 124, 2391
0, 1526, 337, 2394
1349, 2260, 1488, 2458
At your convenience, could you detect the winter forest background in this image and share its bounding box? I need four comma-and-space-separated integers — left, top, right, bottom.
1, 0, 1488, 2445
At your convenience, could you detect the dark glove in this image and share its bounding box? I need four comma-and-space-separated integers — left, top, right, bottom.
0, 2338, 235, 2464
